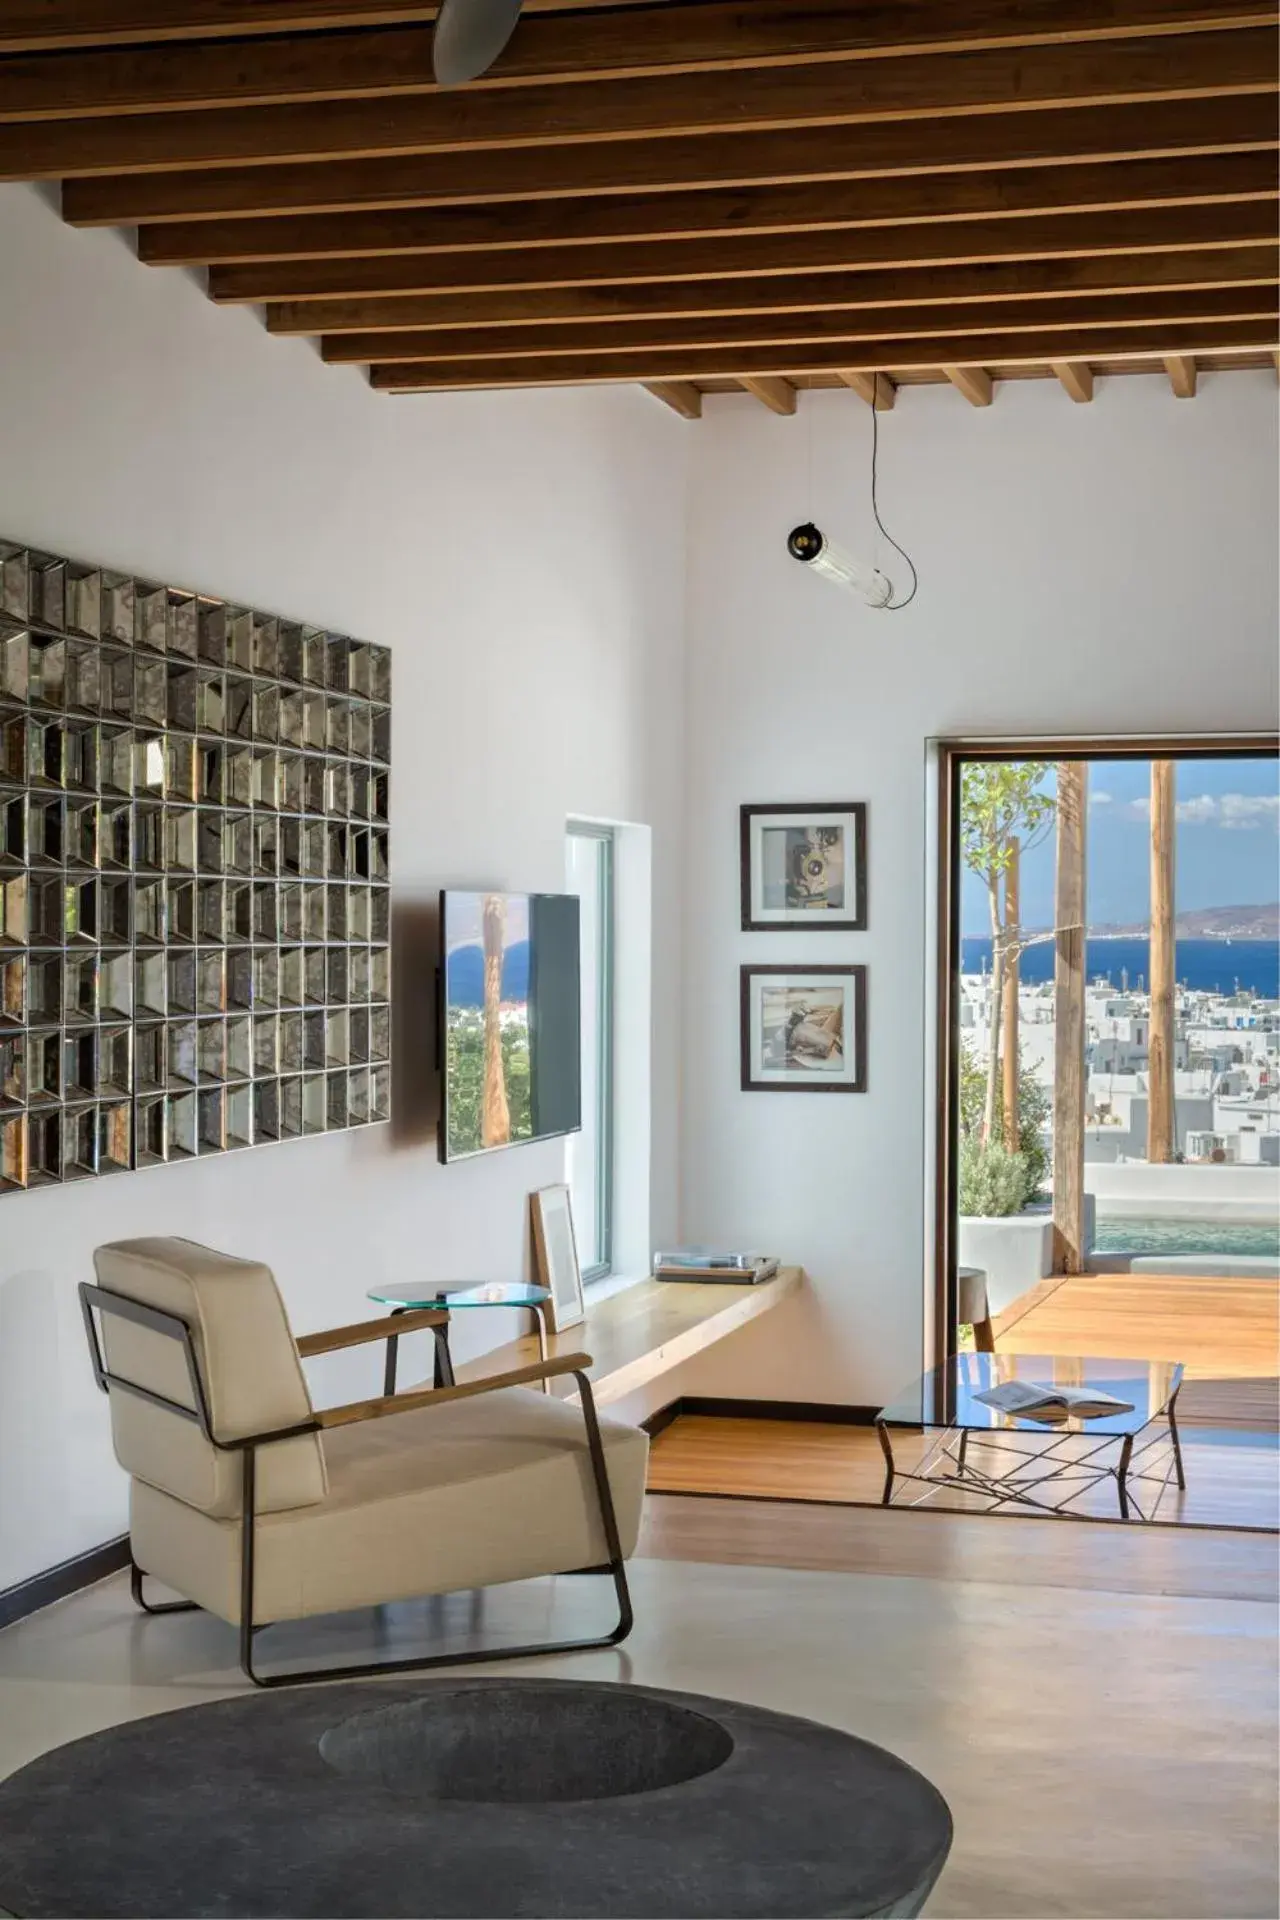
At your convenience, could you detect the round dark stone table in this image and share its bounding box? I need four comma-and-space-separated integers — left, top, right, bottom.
0, 1678, 953, 1918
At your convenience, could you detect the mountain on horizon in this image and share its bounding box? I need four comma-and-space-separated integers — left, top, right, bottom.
962, 904, 1280, 941
446, 939, 530, 1008
1088, 904, 1280, 939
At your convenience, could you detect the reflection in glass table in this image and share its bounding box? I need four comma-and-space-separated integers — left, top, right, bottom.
876, 1352, 1186, 1521
367, 1282, 552, 1395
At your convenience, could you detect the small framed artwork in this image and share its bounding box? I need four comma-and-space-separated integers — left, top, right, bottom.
740, 802, 867, 931
530, 1183, 586, 1331
740, 964, 867, 1093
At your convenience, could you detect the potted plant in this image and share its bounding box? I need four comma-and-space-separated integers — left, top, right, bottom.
955, 1046, 1090, 1318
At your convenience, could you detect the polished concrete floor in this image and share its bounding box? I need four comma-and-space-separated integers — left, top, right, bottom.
0, 1529, 1276, 1920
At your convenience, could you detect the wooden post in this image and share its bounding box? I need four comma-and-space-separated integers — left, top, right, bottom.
1001, 837, 1020, 1146
1052, 762, 1087, 1275
982, 902, 1003, 1147
1147, 759, 1177, 1163
481, 892, 511, 1149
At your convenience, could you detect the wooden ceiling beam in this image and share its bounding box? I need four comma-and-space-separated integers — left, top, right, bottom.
740, 375, 797, 414
1052, 359, 1096, 399
696, 352, 1278, 391
206, 202, 1279, 304
135, 152, 1278, 266
945, 365, 996, 403
837, 371, 898, 409
368, 320, 1280, 390
643, 380, 702, 420
62, 95, 1278, 227
7, 30, 1274, 181
3, 2, 1272, 119
265, 245, 1280, 334
317, 288, 1279, 364
0, 1, 665, 54
1164, 352, 1199, 393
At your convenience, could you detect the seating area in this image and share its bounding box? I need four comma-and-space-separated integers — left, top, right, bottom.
83, 1238, 646, 1686
0, 6, 1278, 1915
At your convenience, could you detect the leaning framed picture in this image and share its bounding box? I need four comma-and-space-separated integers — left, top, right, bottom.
530, 1183, 586, 1331
740, 964, 868, 1093
740, 802, 867, 931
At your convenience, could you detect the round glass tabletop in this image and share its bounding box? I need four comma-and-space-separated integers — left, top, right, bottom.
368, 1282, 550, 1310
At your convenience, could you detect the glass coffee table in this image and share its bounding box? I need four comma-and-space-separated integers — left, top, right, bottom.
367, 1282, 552, 1395
876, 1353, 1186, 1521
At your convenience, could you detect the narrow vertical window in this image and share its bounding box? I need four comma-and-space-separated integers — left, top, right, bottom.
566, 824, 614, 1280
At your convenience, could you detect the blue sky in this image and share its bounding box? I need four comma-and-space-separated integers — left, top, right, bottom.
961, 757, 1280, 934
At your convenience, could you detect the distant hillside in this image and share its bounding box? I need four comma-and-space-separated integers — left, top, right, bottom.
985, 905, 1280, 942
1089, 905, 1280, 939
446, 940, 530, 1008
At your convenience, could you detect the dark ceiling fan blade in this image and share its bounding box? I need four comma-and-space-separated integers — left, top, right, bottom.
432, 0, 526, 86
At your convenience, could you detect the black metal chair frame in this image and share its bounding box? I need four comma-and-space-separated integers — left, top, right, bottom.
79, 1281, 634, 1689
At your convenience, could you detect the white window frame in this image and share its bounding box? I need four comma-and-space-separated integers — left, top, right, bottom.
566, 822, 615, 1283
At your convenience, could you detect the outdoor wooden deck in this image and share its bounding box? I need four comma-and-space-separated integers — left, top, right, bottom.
994, 1269, 1280, 1419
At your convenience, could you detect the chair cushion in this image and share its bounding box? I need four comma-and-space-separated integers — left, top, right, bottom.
94, 1237, 326, 1519
129, 1386, 649, 1625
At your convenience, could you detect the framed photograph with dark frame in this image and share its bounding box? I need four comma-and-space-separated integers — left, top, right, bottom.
740, 964, 867, 1093
740, 803, 867, 931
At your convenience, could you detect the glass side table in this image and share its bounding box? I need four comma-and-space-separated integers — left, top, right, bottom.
367, 1282, 552, 1395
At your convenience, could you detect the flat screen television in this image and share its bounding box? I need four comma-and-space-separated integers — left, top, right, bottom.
439, 889, 581, 1163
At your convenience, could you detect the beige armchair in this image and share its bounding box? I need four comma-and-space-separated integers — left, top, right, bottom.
80, 1237, 647, 1688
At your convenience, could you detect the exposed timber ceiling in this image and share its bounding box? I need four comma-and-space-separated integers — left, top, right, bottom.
1, 1, 1278, 414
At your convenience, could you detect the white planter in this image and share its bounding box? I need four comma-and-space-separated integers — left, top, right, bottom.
956, 1198, 1096, 1320
957, 1213, 1052, 1320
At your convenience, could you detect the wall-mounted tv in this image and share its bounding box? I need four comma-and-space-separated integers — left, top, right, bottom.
439, 890, 581, 1163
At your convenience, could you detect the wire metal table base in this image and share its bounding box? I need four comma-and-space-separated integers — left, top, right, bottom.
876, 1395, 1186, 1523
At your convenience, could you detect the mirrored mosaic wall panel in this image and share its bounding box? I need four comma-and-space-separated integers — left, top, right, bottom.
0, 538, 391, 1195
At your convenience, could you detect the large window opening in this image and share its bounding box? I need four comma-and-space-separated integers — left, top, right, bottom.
566, 822, 615, 1282
937, 740, 1280, 1372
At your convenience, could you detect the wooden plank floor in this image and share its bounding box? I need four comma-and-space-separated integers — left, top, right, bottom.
647, 1416, 1279, 1528
995, 1269, 1280, 1384
638, 1494, 1280, 1603
647, 1269, 1279, 1526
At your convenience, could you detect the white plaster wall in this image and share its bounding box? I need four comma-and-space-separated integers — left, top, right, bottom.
0, 185, 689, 1587
676, 372, 1279, 1409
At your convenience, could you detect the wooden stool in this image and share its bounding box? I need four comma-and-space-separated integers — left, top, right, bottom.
958, 1265, 995, 1352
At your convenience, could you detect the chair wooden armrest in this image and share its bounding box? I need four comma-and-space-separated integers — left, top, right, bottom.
316, 1353, 593, 1429
295, 1306, 449, 1359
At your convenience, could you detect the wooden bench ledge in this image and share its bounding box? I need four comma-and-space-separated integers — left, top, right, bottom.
456, 1267, 803, 1407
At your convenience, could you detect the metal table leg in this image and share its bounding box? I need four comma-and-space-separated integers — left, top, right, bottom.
432, 1319, 456, 1388
531, 1301, 550, 1391
875, 1419, 896, 1505
1116, 1432, 1135, 1518
1166, 1381, 1187, 1491
383, 1306, 455, 1393
383, 1306, 408, 1396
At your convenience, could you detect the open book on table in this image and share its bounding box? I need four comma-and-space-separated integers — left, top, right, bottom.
974, 1380, 1135, 1421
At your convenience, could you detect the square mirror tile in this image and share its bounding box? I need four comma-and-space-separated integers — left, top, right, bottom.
0, 534, 391, 1198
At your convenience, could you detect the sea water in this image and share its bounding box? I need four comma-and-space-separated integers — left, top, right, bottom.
960, 937, 1279, 1000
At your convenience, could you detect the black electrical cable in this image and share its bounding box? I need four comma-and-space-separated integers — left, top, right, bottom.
869, 389, 919, 612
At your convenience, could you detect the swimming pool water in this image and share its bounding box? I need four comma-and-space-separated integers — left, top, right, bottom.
1093, 1216, 1280, 1259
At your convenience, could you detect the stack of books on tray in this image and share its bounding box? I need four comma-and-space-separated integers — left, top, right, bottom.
653, 1249, 780, 1285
